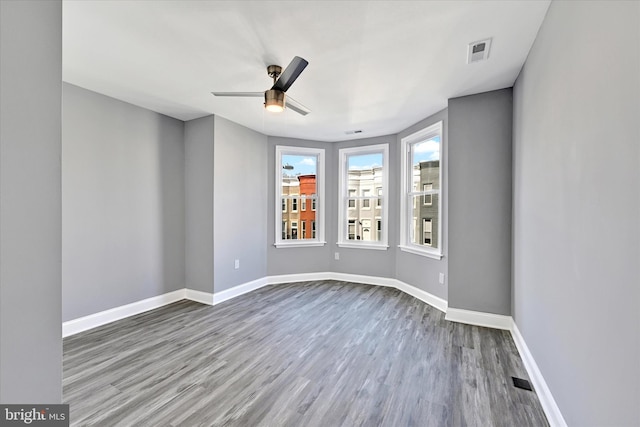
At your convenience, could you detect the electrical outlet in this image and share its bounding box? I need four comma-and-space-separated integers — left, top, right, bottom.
234, 259, 240, 269
334, 252, 340, 260
439, 273, 445, 285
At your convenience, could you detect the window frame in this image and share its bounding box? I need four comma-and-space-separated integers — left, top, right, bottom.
337, 143, 389, 250
275, 145, 326, 248
399, 121, 443, 259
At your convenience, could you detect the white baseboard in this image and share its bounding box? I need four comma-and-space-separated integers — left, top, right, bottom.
213, 277, 269, 305
63, 273, 447, 337
264, 272, 447, 314
63, 289, 186, 337
511, 323, 567, 427
62, 273, 564, 427
444, 308, 566, 426
328, 272, 397, 288
267, 272, 332, 284
394, 279, 448, 313
185, 288, 214, 305
445, 307, 513, 330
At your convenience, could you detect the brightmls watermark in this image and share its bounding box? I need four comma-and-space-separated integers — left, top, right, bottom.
0, 405, 68, 426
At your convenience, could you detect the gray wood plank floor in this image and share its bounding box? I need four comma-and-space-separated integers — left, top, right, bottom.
63, 280, 549, 426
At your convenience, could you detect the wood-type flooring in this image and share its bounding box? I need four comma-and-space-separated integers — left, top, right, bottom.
63, 280, 549, 426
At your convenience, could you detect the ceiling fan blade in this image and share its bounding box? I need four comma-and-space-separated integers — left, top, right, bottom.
272, 56, 308, 92
286, 95, 311, 116
211, 92, 263, 97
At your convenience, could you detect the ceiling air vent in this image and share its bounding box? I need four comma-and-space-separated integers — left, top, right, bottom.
467, 38, 492, 64
345, 130, 363, 135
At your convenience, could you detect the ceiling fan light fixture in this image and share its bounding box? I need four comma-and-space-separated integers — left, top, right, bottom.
264, 89, 285, 113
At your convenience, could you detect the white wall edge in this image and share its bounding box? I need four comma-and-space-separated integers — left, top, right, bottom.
213, 277, 269, 305
62, 289, 186, 337
185, 288, 214, 305
445, 307, 513, 330
511, 323, 568, 427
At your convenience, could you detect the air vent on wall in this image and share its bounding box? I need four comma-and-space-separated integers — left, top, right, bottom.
467, 38, 492, 64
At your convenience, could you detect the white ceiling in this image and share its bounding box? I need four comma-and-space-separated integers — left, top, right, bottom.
63, 1, 550, 142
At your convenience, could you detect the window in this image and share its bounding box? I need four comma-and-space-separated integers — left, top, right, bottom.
423, 183, 433, 205
422, 218, 432, 246
362, 189, 370, 208
338, 144, 389, 249
400, 121, 443, 258
275, 146, 325, 247
348, 220, 356, 240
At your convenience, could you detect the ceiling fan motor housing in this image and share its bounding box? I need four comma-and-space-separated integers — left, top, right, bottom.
265, 89, 285, 112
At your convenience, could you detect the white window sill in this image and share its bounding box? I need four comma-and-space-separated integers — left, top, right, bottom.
337, 242, 389, 251
398, 245, 443, 260
274, 241, 326, 248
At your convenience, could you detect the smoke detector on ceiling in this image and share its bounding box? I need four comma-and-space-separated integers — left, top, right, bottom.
467, 38, 492, 64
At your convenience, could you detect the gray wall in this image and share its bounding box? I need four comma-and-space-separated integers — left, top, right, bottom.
267, 137, 333, 275
185, 115, 215, 294
331, 135, 397, 279
213, 116, 268, 292
448, 89, 513, 315
396, 109, 449, 300
0, 0, 62, 403
513, 1, 639, 425
62, 83, 185, 321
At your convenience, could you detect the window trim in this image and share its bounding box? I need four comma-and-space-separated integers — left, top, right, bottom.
275, 146, 326, 248
337, 143, 389, 249
399, 121, 443, 259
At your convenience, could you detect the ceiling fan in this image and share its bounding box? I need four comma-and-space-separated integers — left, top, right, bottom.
212, 56, 311, 115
